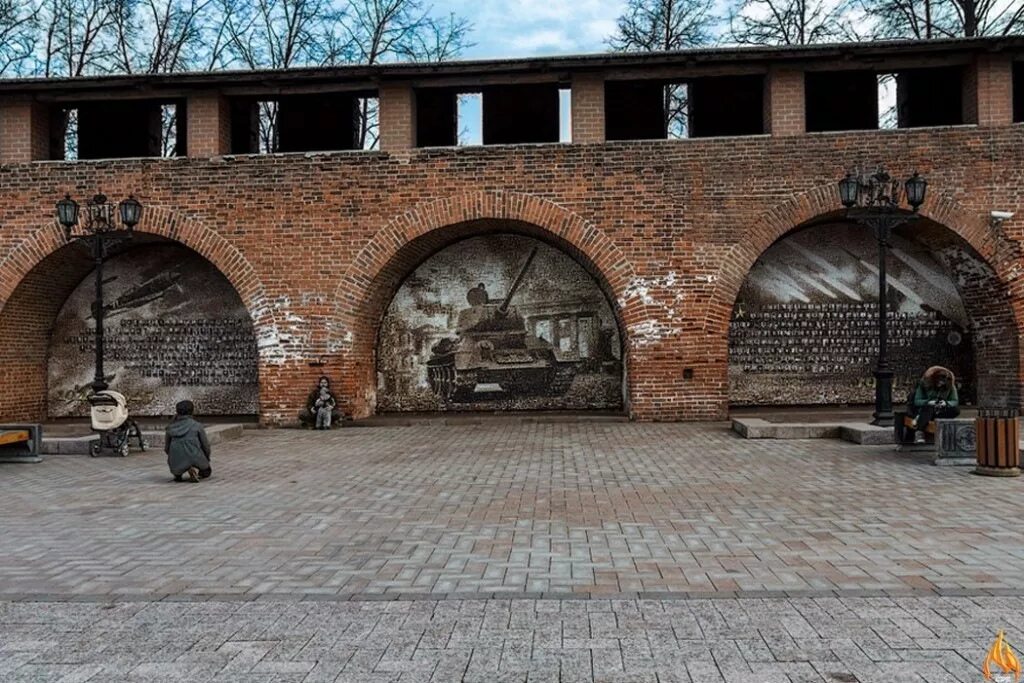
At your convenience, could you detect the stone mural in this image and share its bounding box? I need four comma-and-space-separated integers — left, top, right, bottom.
49, 244, 259, 417
377, 234, 623, 412
729, 224, 974, 405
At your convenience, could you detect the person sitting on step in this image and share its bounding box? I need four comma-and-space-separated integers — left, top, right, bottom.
908, 366, 960, 444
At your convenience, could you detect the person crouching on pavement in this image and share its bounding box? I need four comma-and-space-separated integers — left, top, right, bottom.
165, 400, 212, 483
908, 366, 960, 444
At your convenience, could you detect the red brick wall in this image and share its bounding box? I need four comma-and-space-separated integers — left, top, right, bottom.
0, 242, 93, 420
2, 125, 1023, 424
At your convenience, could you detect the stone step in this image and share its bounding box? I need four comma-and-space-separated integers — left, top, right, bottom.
732, 417, 894, 444
40, 423, 245, 456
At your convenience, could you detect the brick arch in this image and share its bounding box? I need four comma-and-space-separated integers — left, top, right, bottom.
702, 183, 1000, 341
701, 183, 1023, 409
0, 206, 286, 366
0, 205, 290, 423
329, 191, 642, 418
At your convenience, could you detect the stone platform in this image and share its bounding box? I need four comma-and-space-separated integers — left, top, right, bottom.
39, 422, 246, 455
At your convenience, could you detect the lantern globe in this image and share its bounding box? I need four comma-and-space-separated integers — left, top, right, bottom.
904, 172, 927, 210
839, 173, 860, 208
56, 194, 79, 229
119, 196, 142, 229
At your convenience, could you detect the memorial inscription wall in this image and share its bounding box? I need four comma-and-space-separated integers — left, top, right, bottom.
729, 224, 973, 405
48, 244, 259, 416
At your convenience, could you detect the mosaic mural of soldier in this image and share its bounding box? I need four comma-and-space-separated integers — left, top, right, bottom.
377, 234, 622, 413
729, 223, 974, 406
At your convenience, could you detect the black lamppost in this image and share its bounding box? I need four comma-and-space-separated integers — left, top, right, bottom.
56, 193, 143, 393
838, 168, 927, 427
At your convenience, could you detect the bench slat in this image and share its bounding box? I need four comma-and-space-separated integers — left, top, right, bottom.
0, 430, 31, 446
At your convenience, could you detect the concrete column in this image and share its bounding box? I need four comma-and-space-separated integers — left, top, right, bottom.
964, 54, 1013, 127
186, 94, 231, 157
571, 73, 605, 143
379, 84, 415, 151
0, 101, 50, 163
763, 68, 805, 136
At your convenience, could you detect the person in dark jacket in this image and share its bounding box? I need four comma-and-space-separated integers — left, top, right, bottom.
908, 366, 960, 444
165, 400, 212, 482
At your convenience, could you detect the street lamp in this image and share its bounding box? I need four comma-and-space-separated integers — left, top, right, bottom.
56, 193, 143, 393
838, 168, 926, 427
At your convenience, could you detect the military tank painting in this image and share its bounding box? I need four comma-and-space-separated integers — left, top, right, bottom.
376, 234, 623, 413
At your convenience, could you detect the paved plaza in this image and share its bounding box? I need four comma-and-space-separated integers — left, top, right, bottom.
1, 422, 1022, 681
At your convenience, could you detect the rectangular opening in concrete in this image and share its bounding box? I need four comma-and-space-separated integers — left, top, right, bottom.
878, 74, 898, 129
605, 80, 672, 140
277, 93, 364, 153
481, 83, 560, 145
69, 99, 180, 160
160, 103, 187, 157
356, 97, 379, 150
689, 75, 763, 137
607, 76, 762, 140
560, 88, 572, 142
415, 87, 459, 147
50, 107, 77, 161
457, 92, 482, 146
1014, 62, 1024, 122
895, 66, 964, 128
805, 70, 879, 132
229, 98, 259, 154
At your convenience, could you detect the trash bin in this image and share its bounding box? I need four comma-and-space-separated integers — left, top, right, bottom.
975, 409, 1021, 477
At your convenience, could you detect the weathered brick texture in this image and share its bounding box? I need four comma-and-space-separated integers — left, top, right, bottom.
1, 123, 1022, 424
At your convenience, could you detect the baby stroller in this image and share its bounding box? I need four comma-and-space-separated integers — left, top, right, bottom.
88, 390, 147, 457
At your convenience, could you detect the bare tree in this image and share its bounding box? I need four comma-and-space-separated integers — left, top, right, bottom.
854, 0, 1024, 37
607, 0, 717, 138
109, 0, 217, 73
729, 0, 853, 45
340, 0, 471, 147
608, 0, 717, 51
0, 0, 39, 75
39, 0, 120, 77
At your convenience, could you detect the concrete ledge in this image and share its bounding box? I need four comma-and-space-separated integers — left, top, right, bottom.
0, 454, 43, 463
41, 423, 245, 455
838, 423, 894, 445
732, 417, 894, 443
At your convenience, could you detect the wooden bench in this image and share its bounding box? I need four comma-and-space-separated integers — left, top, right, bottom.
0, 424, 42, 463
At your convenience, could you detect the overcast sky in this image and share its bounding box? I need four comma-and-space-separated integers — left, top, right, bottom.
443, 0, 628, 58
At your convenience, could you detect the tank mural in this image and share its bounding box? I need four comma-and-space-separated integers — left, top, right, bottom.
729, 223, 974, 405
48, 244, 259, 417
377, 234, 623, 412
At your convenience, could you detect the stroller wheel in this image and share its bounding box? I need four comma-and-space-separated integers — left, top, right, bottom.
139, 440, 149, 452
118, 442, 130, 457
90, 441, 101, 458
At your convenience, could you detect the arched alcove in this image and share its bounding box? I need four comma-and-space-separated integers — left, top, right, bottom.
0, 235, 260, 421
727, 216, 1018, 408
375, 230, 625, 413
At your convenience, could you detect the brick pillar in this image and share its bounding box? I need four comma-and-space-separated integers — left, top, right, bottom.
186, 94, 230, 157
571, 73, 605, 143
763, 68, 805, 136
964, 54, 1013, 127
0, 101, 50, 163
379, 84, 415, 151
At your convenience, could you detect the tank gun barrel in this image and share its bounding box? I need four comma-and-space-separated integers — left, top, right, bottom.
498, 247, 539, 315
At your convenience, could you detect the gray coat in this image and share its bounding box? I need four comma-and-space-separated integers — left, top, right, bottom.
165, 416, 211, 476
